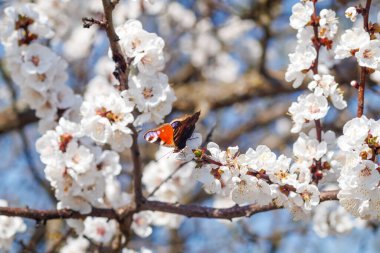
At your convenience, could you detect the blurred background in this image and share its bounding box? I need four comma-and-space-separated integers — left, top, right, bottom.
1, 0, 380, 252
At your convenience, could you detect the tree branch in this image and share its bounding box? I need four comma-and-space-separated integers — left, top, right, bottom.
0, 207, 119, 221
357, 0, 372, 117
130, 126, 144, 206
101, 0, 129, 90
0, 190, 338, 221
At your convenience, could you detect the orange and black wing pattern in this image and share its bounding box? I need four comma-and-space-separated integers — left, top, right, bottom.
143, 123, 175, 148
170, 111, 200, 152
144, 111, 200, 152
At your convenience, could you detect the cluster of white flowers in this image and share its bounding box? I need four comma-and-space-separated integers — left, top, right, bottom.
293, 128, 340, 177
36, 118, 153, 240
289, 74, 346, 133
0, 4, 81, 133
286, 1, 339, 88
335, 27, 380, 70
60, 235, 152, 253
143, 146, 197, 228
0, 200, 27, 251
59, 236, 89, 253
337, 116, 380, 219
113, 19, 176, 125
286, 1, 346, 193
312, 201, 365, 237
193, 143, 321, 219
36, 118, 127, 214
82, 217, 118, 244
286, 1, 316, 87
80, 89, 134, 152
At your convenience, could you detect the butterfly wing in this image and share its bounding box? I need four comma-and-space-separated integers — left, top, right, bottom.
144, 123, 175, 148
170, 111, 200, 151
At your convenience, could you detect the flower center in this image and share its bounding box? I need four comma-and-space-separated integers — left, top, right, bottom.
142, 55, 153, 65
37, 73, 46, 81
59, 134, 73, 152
360, 167, 372, 177
363, 49, 374, 59
142, 87, 154, 99
96, 107, 121, 123
309, 105, 320, 114
131, 39, 141, 50
301, 191, 311, 201
96, 227, 106, 237
31, 55, 40, 66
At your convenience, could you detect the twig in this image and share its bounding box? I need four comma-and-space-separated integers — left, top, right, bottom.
82, 17, 106, 28
309, 0, 324, 183
46, 228, 74, 253
203, 125, 216, 146
357, 67, 367, 117
147, 161, 190, 198
310, 0, 321, 75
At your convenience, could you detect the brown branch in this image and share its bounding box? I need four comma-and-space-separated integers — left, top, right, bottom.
310, 0, 320, 75
309, 1, 325, 184
0, 105, 37, 134
0, 207, 119, 221
99, 0, 142, 245
357, 67, 366, 117
130, 126, 144, 206
46, 228, 74, 253
357, 0, 372, 117
82, 17, 106, 28
141, 190, 338, 220
101, 0, 129, 90
0, 190, 338, 221
18, 225, 46, 253
363, 0, 372, 33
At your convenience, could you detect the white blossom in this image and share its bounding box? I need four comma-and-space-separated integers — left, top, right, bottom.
83, 217, 118, 244
319, 9, 338, 39
345, 7, 358, 22
288, 93, 329, 133
0, 200, 27, 251
59, 237, 89, 253
81, 92, 134, 151
289, 2, 314, 30
337, 117, 380, 219
132, 212, 153, 238
285, 45, 316, 88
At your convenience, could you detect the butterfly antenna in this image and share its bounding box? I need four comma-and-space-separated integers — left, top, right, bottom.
157, 149, 173, 161
187, 134, 202, 142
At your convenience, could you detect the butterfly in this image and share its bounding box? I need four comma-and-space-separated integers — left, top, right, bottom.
144, 111, 200, 152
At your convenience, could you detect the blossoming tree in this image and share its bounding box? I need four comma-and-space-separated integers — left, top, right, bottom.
0, 0, 380, 252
